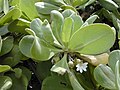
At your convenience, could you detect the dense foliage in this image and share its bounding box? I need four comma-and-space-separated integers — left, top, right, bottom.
0, 0, 120, 90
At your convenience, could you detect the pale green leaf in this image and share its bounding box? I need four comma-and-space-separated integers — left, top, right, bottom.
94, 64, 116, 89
108, 50, 120, 72
69, 24, 115, 54
35, 2, 61, 14
61, 17, 73, 46
0, 65, 11, 73
3, 0, 9, 14
0, 76, 12, 90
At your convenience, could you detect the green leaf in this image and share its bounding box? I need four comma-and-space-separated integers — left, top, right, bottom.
51, 54, 69, 75
19, 35, 54, 61
62, 9, 75, 18
36, 60, 52, 80
51, 10, 64, 45
85, 15, 98, 24
70, 14, 83, 35
61, 17, 73, 46
8, 73, 28, 90
99, 0, 119, 11
0, 25, 9, 36
42, 75, 73, 90
94, 64, 116, 89
35, 2, 61, 14
0, 76, 12, 90
0, 36, 2, 52
19, 66, 32, 82
11, 0, 38, 20
0, 65, 11, 73
0, 36, 14, 56
0, 0, 3, 12
69, 23, 115, 54
108, 50, 120, 73
3, 0, 9, 14
14, 68, 22, 78
115, 60, 120, 90
8, 18, 30, 34
68, 71, 84, 90
72, 0, 88, 7
0, 8, 21, 26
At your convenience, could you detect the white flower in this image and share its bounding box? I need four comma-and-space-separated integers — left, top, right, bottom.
76, 62, 88, 73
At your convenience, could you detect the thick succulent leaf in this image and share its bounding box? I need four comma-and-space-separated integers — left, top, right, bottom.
68, 71, 84, 90
3, 0, 9, 14
94, 64, 116, 89
19, 35, 54, 61
0, 76, 12, 90
99, 0, 119, 11
0, 0, 3, 12
51, 54, 69, 75
70, 14, 83, 35
62, 9, 75, 18
42, 75, 73, 90
115, 60, 120, 90
72, 0, 88, 7
85, 15, 98, 24
8, 74, 28, 90
14, 68, 22, 78
43, 0, 65, 6
51, 10, 64, 45
69, 24, 115, 54
0, 8, 21, 26
108, 50, 120, 72
0, 25, 9, 36
61, 17, 73, 46
0, 65, 11, 73
30, 18, 55, 44
36, 60, 52, 80
11, 0, 38, 20
0, 36, 2, 52
35, 2, 61, 14
8, 19, 30, 34
0, 36, 14, 56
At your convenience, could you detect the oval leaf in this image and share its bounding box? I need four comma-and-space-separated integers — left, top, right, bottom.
69, 24, 115, 54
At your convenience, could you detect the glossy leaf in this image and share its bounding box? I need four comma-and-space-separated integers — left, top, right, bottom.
94, 64, 116, 89
0, 76, 12, 90
72, 0, 88, 7
35, 2, 61, 14
0, 65, 11, 73
69, 24, 115, 54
